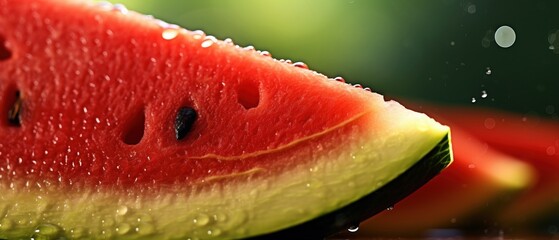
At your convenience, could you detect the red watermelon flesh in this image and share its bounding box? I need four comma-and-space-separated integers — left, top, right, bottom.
0, 0, 451, 239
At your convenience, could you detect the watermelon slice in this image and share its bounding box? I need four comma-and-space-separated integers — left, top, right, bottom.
0, 0, 452, 239
419, 105, 559, 227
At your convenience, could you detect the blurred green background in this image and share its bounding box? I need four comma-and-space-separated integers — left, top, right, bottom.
107, 0, 558, 119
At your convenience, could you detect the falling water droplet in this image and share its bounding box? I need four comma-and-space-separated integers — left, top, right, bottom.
481, 90, 488, 98
494, 25, 516, 48
348, 225, 359, 233
471, 98, 477, 103
486, 67, 492, 75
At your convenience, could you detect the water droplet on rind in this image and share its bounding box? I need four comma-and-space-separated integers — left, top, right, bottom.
116, 205, 129, 216
193, 213, 210, 226
32, 223, 62, 239
116, 223, 131, 235
0, 219, 13, 231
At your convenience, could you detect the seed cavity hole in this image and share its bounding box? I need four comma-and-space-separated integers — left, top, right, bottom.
0, 34, 12, 61
4, 88, 22, 127
237, 80, 260, 110
122, 108, 145, 145
175, 107, 197, 140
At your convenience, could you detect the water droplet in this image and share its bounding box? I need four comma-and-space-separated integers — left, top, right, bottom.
466, 3, 476, 14
162, 28, 179, 40
244, 45, 256, 51
116, 205, 129, 216
33, 223, 62, 238
137, 223, 156, 235
334, 76, 345, 83
471, 98, 477, 103
113, 3, 129, 14
450, 41, 455, 46
485, 67, 492, 75
191, 30, 206, 40
484, 118, 496, 129
481, 90, 488, 98
292, 62, 308, 69
96, 1, 113, 11
212, 213, 228, 222
260, 50, 271, 57
116, 223, 131, 235
207, 228, 222, 236
468, 164, 476, 169
69, 227, 87, 238
494, 25, 516, 48
386, 206, 394, 211
348, 225, 359, 233
193, 213, 210, 226
0, 219, 13, 231
223, 38, 234, 45
201, 36, 217, 48
547, 146, 557, 156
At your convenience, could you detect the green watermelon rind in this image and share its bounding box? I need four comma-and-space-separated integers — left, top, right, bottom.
249, 133, 452, 239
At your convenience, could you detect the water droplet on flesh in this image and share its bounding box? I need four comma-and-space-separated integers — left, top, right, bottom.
334, 77, 345, 83
110, 3, 129, 14
386, 206, 394, 211
547, 146, 557, 156
292, 62, 308, 69
162, 28, 179, 40
201, 36, 217, 48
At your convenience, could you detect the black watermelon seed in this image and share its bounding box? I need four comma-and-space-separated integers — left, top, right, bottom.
175, 107, 197, 140
8, 91, 21, 126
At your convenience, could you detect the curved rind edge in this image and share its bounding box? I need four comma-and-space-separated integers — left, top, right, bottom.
249, 132, 453, 239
